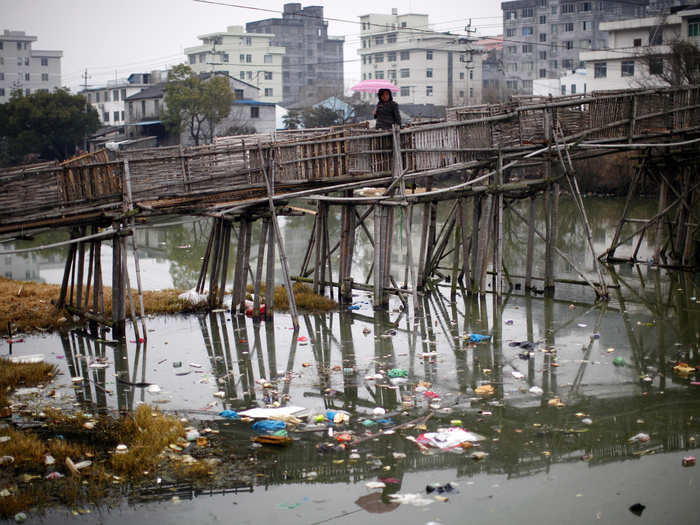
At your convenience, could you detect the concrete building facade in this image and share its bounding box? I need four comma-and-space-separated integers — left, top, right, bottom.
246, 3, 345, 106
0, 30, 62, 103
580, 6, 700, 91
358, 10, 484, 107
500, 0, 650, 95
184, 26, 285, 104
80, 71, 165, 127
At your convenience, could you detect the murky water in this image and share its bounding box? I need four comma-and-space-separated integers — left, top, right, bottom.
2, 196, 699, 524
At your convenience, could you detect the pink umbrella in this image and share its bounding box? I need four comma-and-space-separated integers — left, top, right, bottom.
350, 79, 399, 93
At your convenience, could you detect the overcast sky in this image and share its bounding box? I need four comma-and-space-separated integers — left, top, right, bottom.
1, 0, 503, 92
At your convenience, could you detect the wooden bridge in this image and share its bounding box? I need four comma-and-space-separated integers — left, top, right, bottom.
1, 85, 699, 338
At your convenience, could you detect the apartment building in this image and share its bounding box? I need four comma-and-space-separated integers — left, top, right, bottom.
246, 3, 345, 106
0, 30, 62, 103
358, 10, 484, 107
581, 5, 700, 91
501, 0, 650, 95
79, 71, 165, 127
184, 26, 285, 104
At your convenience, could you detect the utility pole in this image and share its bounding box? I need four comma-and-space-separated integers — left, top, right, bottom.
82, 69, 91, 152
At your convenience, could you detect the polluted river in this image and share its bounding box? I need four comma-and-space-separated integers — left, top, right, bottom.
1, 196, 698, 525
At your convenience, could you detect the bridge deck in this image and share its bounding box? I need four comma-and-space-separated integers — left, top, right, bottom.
1, 86, 699, 235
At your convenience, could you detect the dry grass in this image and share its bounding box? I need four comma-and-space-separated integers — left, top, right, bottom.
110, 405, 185, 478
1, 276, 336, 336
248, 282, 337, 312
0, 358, 57, 407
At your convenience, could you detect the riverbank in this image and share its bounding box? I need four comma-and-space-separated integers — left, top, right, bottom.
0, 276, 336, 336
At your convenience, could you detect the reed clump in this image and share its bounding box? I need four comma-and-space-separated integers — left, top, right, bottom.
247, 282, 337, 312
0, 358, 57, 408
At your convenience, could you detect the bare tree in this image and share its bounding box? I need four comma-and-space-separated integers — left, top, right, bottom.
640, 39, 700, 87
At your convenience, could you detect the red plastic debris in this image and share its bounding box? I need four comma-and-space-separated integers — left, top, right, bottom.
682, 456, 696, 467
5, 338, 24, 343
297, 336, 308, 342
424, 391, 441, 400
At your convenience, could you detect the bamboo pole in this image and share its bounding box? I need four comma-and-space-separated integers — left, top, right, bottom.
253, 219, 268, 321
218, 220, 232, 307
264, 217, 275, 320
257, 143, 298, 328
525, 195, 536, 291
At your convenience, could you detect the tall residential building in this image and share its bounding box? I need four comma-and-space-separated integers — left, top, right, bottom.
580, 5, 700, 92
246, 3, 345, 106
79, 71, 165, 127
358, 10, 484, 107
0, 30, 62, 103
184, 26, 285, 103
500, 0, 650, 95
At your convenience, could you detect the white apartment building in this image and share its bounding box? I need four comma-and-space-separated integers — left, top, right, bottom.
358, 10, 483, 107
0, 30, 62, 103
580, 7, 700, 91
80, 72, 165, 127
533, 67, 588, 95
184, 26, 285, 104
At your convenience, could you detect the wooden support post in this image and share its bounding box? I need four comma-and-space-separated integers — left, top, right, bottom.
111, 230, 126, 341
374, 204, 385, 308
544, 184, 555, 297
458, 198, 472, 290
238, 218, 252, 313
476, 194, 493, 296
231, 219, 247, 313
494, 150, 504, 298
57, 233, 77, 309
654, 176, 667, 263
257, 143, 298, 328
312, 204, 325, 294
253, 219, 268, 320
525, 195, 536, 292
208, 219, 223, 307
264, 217, 275, 320
75, 227, 86, 311
339, 199, 356, 304
470, 194, 481, 295
218, 220, 232, 307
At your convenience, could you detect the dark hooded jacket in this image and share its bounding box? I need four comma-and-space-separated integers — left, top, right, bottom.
373, 89, 401, 130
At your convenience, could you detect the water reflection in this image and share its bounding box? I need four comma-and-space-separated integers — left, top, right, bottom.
45, 271, 698, 496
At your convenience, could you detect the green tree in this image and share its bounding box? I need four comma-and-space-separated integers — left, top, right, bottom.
282, 110, 302, 129
0, 88, 100, 166
301, 106, 343, 128
163, 64, 234, 146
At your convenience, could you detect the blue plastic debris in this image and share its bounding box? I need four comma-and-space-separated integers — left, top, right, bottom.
348, 305, 361, 310
466, 333, 490, 343
252, 419, 287, 434
218, 410, 240, 419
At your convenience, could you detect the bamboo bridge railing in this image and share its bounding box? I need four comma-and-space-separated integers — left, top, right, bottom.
1, 85, 699, 235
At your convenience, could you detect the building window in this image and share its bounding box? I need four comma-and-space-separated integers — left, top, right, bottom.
561, 85, 566, 95
387, 33, 397, 43
522, 27, 533, 36
564, 23, 574, 32
649, 57, 663, 75
264, 54, 272, 64
376, 70, 384, 79
506, 28, 515, 37
264, 71, 272, 80
562, 3, 575, 14
550, 60, 558, 70
582, 21, 591, 31
689, 19, 700, 37
522, 44, 533, 53
121, 111, 124, 121
571, 84, 576, 94
539, 68, 547, 78
539, 33, 547, 42
388, 69, 396, 80
522, 7, 534, 17
507, 46, 517, 54
41, 72, 48, 81
16, 41, 21, 50
199, 53, 205, 63
469, 70, 473, 80
539, 15, 546, 24
113, 89, 119, 101
189, 55, 196, 64
141, 100, 146, 115
426, 68, 433, 78
104, 91, 110, 102
551, 5, 558, 14
222, 53, 229, 63
522, 79, 533, 90
459, 71, 465, 79
633, 38, 642, 47
25, 89, 30, 95
562, 59, 573, 70
426, 85, 433, 96
400, 86, 410, 96
24, 73, 30, 81
0, 88, 4, 97
247, 71, 252, 80
246, 54, 252, 63
594, 62, 607, 78
469, 87, 474, 97
41, 57, 48, 66
649, 30, 662, 46
387, 51, 396, 62
565, 40, 574, 49
505, 10, 517, 21
400, 68, 409, 78
400, 50, 410, 60
551, 23, 559, 34
113, 111, 119, 122
375, 53, 384, 62
103, 112, 109, 122
96, 92, 100, 103
0, 42, 2, 50
264, 88, 273, 96
426, 50, 433, 60
539, 50, 547, 60
375, 36, 384, 45
459, 90, 464, 97
580, 2, 592, 11
121, 88, 126, 100
0, 73, 4, 81
250, 106, 259, 118
17, 57, 22, 66
621, 61, 634, 77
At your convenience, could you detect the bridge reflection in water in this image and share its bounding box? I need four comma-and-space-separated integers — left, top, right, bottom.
53, 264, 699, 500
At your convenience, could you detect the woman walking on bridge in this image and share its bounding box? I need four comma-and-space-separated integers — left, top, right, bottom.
374, 88, 401, 130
